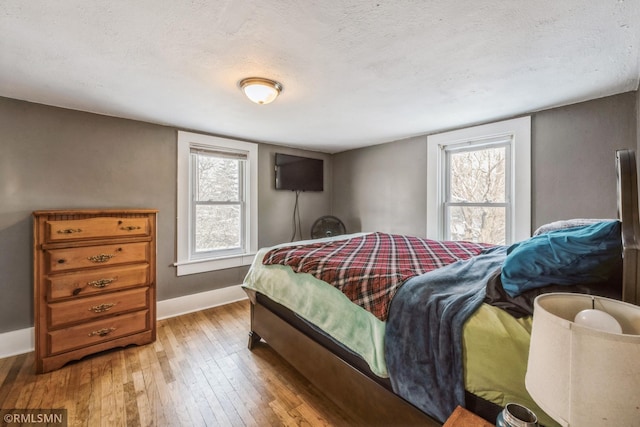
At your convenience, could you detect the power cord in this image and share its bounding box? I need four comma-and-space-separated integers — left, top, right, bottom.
290, 190, 303, 241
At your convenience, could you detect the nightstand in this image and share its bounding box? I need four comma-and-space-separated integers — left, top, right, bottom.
443, 406, 494, 427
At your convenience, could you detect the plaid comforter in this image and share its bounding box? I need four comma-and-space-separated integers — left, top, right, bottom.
262, 232, 492, 320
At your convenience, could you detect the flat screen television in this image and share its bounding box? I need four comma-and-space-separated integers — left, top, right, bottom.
275, 153, 324, 191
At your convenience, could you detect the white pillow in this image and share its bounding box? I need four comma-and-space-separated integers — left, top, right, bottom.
532, 218, 615, 236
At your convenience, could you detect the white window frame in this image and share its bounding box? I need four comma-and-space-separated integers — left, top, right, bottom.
426, 116, 531, 244
176, 131, 258, 276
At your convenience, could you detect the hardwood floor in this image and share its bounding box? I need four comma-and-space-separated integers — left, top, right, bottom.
0, 300, 366, 426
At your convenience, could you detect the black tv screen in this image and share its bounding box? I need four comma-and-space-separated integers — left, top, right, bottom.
275, 153, 324, 191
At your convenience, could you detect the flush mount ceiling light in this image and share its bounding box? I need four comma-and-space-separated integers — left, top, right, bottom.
239, 77, 283, 105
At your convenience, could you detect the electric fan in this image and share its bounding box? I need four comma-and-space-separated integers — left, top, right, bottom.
310, 215, 346, 239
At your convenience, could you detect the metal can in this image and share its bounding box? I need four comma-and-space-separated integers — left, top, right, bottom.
496, 403, 538, 427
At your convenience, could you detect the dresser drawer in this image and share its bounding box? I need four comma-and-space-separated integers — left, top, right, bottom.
45, 217, 150, 243
47, 264, 149, 301
48, 287, 149, 329
46, 242, 149, 273
48, 310, 149, 355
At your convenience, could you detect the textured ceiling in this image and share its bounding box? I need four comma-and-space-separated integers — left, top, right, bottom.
1, 1, 639, 153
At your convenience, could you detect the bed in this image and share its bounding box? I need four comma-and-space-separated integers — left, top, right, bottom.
242, 148, 640, 426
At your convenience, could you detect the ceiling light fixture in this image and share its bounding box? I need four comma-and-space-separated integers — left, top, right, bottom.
239, 77, 283, 105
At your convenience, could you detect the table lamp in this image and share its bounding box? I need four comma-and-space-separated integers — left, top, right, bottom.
525, 293, 640, 426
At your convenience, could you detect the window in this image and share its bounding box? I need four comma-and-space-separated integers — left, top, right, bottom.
444, 139, 511, 244
427, 117, 531, 245
176, 131, 258, 276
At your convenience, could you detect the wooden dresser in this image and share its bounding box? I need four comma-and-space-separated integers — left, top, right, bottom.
33, 209, 157, 373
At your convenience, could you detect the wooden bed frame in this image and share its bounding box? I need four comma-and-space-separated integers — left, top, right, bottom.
617, 149, 640, 305
246, 148, 640, 426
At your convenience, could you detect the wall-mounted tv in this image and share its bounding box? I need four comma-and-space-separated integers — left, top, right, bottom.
275, 153, 324, 191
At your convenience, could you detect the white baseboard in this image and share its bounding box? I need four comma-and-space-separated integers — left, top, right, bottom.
157, 284, 247, 320
0, 285, 247, 359
0, 327, 35, 359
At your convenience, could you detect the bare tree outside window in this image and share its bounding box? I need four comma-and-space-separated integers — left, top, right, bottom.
192, 153, 243, 254
446, 145, 508, 245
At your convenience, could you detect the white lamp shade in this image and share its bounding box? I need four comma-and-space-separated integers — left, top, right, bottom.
525, 293, 640, 426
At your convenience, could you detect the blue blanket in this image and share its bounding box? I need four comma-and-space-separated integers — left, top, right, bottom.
384, 246, 507, 422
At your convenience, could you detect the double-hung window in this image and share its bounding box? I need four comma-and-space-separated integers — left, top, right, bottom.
443, 138, 511, 244
176, 131, 258, 276
427, 116, 531, 245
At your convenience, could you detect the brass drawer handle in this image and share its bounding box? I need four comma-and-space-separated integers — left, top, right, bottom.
57, 228, 82, 234
120, 225, 141, 231
89, 303, 116, 313
88, 278, 116, 288
87, 253, 115, 263
88, 327, 116, 337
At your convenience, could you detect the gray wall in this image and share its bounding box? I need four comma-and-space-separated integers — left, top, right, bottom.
532, 92, 637, 225
258, 147, 333, 248
0, 97, 332, 332
1, 90, 637, 333
333, 136, 428, 236
333, 91, 638, 236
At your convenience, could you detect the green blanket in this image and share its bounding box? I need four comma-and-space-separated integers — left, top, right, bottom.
243, 235, 388, 377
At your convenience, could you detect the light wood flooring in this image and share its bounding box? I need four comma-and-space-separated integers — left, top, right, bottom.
0, 300, 366, 426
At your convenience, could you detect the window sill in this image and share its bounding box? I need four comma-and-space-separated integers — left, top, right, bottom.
174, 253, 256, 276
